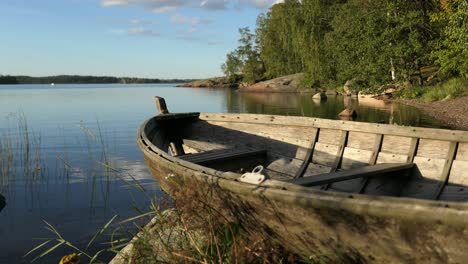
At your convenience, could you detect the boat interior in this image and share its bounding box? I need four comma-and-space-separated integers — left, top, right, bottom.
143, 111, 468, 203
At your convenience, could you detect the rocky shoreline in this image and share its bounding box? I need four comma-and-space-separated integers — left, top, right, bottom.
395, 97, 468, 130
177, 77, 237, 88
179, 75, 467, 131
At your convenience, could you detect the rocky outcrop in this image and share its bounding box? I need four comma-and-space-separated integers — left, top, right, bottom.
238, 73, 308, 93
178, 77, 238, 88
312, 92, 327, 100
339, 108, 358, 118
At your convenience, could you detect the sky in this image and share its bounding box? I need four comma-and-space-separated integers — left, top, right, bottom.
0, 0, 280, 79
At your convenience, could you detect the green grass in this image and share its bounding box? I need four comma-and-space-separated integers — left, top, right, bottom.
0, 112, 45, 193
394, 78, 468, 102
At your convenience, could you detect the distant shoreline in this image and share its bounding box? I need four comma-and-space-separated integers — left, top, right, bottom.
0, 75, 196, 85
0, 82, 184, 85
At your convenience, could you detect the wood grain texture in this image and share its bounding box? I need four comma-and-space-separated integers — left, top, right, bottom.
376, 152, 409, 164
413, 157, 446, 181
435, 142, 458, 199
456, 143, 468, 161
295, 128, 320, 178
381, 135, 413, 155
312, 143, 340, 166
200, 113, 468, 142
347, 131, 377, 151
417, 139, 451, 159
448, 160, 468, 185
289, 163, 413, 187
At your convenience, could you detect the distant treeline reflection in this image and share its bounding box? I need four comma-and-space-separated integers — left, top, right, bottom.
0, 75, 193, 85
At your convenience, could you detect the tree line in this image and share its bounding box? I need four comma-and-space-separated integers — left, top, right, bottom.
223, 0, 467, 89
0, 75, 193, 85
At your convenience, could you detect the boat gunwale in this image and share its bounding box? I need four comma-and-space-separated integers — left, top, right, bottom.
137, 113, 468, 226
198, 113, 468, 143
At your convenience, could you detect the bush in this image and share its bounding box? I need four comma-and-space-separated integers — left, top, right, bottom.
394, 78, 467, 101
422, 78, 468, 101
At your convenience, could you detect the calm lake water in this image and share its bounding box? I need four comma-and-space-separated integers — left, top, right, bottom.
0, 84, 446, 263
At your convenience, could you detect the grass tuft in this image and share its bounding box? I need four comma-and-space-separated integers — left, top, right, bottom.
395, 78, 468, 102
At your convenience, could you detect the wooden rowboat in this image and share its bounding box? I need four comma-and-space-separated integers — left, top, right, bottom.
137, 97, 468, 263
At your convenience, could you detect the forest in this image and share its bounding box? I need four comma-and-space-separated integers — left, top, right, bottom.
0, 75, 191, 85
223, 0, 467, 90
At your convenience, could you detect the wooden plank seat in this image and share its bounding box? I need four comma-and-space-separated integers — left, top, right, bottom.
288, 163, 414, 187
179, 148, 267, 172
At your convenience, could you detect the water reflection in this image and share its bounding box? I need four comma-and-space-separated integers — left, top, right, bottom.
228, 92, 447, 128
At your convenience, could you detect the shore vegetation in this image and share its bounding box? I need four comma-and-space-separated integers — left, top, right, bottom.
223, 0, 467, 94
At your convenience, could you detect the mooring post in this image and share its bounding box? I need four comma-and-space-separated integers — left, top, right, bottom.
155, 96, 169, 114
154, 96, 185, 156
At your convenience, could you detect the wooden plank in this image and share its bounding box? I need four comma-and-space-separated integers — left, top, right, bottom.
434, 142, 458, 200
312, 143, 340, 166
183, 138, 228, 152
331, 130, 349, 172
400, 181, 439, 200
381, 135, 413, 155
416, 139, 451, 159
448, 160, 468, 185
347, 132, 377, 151
289, 163, 414, 187
265, 158, 331, 180
317, 128, 342, 145
333, 147, 373, 192
359, 134, 384, 193
199, 113, 468, 143
169, 139, 185, 156
406, 137, 419, 163
324, 130, 348, 190
204, 121, 313, 148
179, 149, 267, 172
412, 157, 446, 181
340, 148, 374, 170
184, 121, 301, 160
294, 128, 319, 178
154, 96, 169, 114
376, 152, 409, 164
438, 185, 468, 202
180, 149, 266, 163
456, 143, 468, 161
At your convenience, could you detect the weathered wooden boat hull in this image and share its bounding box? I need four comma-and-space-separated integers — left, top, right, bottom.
137, 111, 468, 263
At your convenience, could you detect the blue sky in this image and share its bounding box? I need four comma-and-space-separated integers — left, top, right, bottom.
0, 0, 279, 79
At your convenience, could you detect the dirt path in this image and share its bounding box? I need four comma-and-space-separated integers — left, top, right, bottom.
396, 96, 468, 131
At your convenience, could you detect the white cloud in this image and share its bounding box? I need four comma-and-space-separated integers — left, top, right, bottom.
130, 19, 154, 25
239, 0, 278, 8
170, 13, 211, 26
101, 0, 280, 12
200, 0, 227, 10
170, 13, 212, 34
128, 27, 160, 36
101, 0, 190, 13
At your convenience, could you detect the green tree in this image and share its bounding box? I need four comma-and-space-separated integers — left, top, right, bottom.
326, 0, 437, 85
0, 75, 18, 84
222, 27, 264, 84
431, 0, 468, 78
256, 1, 303, 79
